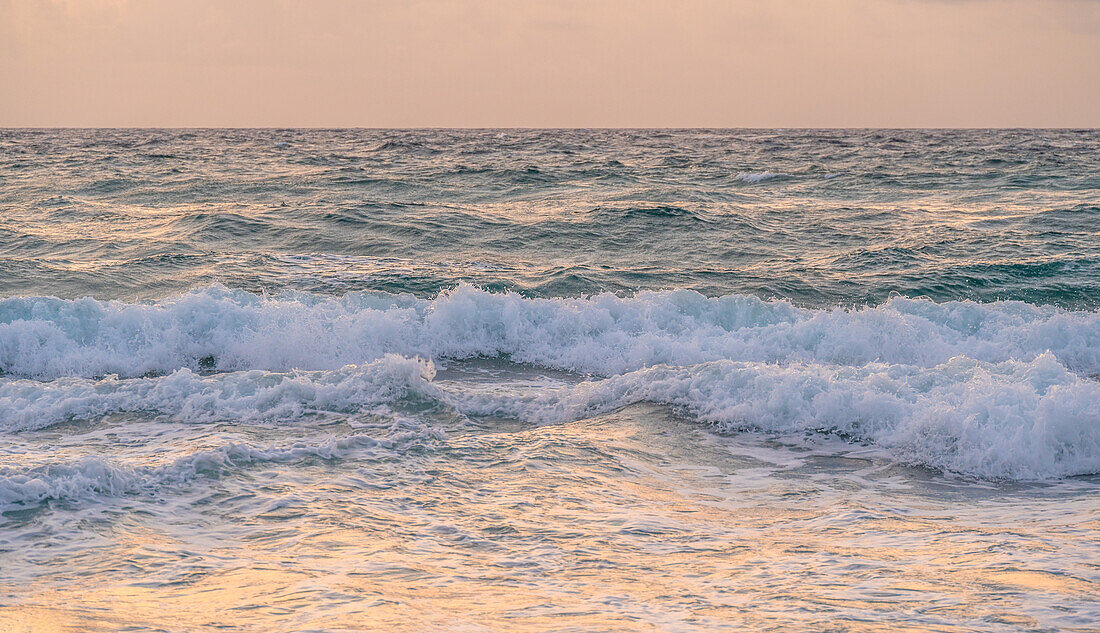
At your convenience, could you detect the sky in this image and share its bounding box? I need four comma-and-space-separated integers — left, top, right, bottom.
1, 0, 1098, 127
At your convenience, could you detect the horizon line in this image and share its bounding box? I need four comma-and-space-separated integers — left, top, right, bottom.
3, 126, 1098, 131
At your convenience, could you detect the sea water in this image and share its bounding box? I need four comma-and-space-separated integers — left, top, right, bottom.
0, 129, 1097, 631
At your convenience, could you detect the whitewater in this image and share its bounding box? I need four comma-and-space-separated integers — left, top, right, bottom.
1, 129, 1098, 632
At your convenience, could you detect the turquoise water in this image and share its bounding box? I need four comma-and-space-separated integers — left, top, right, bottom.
0, 129, 1098, 632
2, 129, 1098, 305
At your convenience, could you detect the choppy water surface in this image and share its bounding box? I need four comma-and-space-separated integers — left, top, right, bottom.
0, 129, 1098, 632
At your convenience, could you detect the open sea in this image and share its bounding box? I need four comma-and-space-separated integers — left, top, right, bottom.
0, 128, 1098, 632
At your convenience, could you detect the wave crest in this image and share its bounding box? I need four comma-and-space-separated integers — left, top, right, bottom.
3, 350, 1097, 480
1, 284, 1098, 379
445, 353, 1099, 480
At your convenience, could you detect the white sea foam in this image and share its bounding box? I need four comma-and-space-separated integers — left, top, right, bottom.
2, 348, 1097, 479
1, 284, 1097, 379
3, 285, 1098, 480
441, 353, 1100, 480
0, 426, 435, 510
0, 354, 437, 432
734, 172, 785, 183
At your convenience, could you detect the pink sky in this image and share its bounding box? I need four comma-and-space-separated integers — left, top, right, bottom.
2, 0, 1098, 127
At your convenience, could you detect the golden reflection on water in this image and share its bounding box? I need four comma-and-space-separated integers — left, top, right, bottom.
0, 608, 86, 633
1, 406, 1096, 632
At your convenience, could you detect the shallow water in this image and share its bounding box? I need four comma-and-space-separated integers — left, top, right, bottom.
1, 129, 1098, 631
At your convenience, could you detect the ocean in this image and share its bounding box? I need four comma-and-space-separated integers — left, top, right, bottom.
0, 129, 1098, 631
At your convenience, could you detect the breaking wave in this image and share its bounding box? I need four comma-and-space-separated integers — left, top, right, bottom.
0, 354, 436, 432
1, 284, 1098, 379
734, 172, 786, 183
2, 348, 1097, 480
